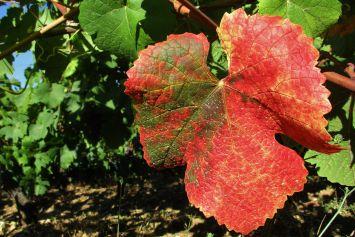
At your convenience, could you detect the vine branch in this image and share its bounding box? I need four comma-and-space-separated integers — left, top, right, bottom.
40, 26, 79, 38
199, 0, 256, 9
0, 0, 18, 3
319, 50, 347, 68
176, 0, 218, 29
323, 71, 355, 91
0, 7, 78, 60
175, 0, 355, 92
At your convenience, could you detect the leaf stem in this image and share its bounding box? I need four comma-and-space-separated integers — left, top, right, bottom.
0, 0, 18, 3
319, 50, 347, 68
323, 72, 355, 92
40, 26, 80, 38
318, 187, 355, 237
199, 0, 255, 9
0, 7, 79, 60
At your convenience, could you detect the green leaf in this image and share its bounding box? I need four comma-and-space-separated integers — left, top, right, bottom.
105, 99, 115, 110
208, 40, 228, 79
306, 141, 354, 186
60, 145, 76, 169
66, 93, 82, 113
35, 178, 50, 195
0, 125, 27, 142
35, 36, 70, 81
0, 59, 14, 76
37, 109, 57, 128
79, 0, 149, 60
79, 0, 177, 60
305, 96, 355, 186
35, 7, 53, 31
28, 109, 57, 141
258, 0, 342, 37
29, 124, 48, 140
62, 58, 79, 78
34, 150, 56, 174
70, 81, 81, 92
0, 113, 28, 142
34, 82, 66, 108
49, 83, 66, 107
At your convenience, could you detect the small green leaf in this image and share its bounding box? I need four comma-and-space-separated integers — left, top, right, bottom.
306, 141, 354, 186
66, 94, 82, 113
60, 145, 76, 169
35, 178, 50, 196
29, 124, 48, 140
37, 109, 57, 128
209, 40, 228, 78
305, 96, 354, 186
62, 58, 79, 78
258, 0, 342, 37
71, 81, 81, 92
34, 82, 66, 108
50, 84, 66, 107
105, 99, 115, 110
35, 7, 53, 30
0, 59, 14, 76
17, 154, 29, 166
28, 109, 57, 141
0, 123, 28, 142
34, 151, 55, 173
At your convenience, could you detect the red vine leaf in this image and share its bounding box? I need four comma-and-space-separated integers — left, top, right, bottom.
50, 0, 67, 15
124, 9, 341, 234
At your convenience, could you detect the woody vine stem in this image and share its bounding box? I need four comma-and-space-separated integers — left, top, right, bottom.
0, 0, 354, 91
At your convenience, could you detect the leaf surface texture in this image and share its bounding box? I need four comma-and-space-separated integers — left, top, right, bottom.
125, 9, 341, 234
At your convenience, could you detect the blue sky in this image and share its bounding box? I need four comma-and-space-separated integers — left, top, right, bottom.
1, 4, 34, 86
0, 4, 7, 18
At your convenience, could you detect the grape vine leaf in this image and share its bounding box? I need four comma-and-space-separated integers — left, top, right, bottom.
124, 9, 341, 234
0, 59, 14, 76
35, 149, 56, 174
0, 112, 28, 143
305, 95, 354, 186
35, 179, 50, 196
79, 0, 177, 61
258, 0, 342, 37
79, 0, 148, 60
60, 145, 77, 169
209, 40, 228, 78
34, 82, 66, 108
29, 109, 57, 141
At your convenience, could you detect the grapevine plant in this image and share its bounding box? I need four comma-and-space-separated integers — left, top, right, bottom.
0, 0, 354, 235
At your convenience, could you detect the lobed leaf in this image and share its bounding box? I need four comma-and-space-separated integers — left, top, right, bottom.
125, 9, 341, 234
258, 0, 342, 37
79, 0, 148, 60
34, 83, 66, 108
60, 145, 77, 169
305, 95, 354, 186
79, 0, 177, 61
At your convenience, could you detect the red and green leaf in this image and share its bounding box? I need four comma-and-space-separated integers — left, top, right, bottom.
124, 9, 341, 234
